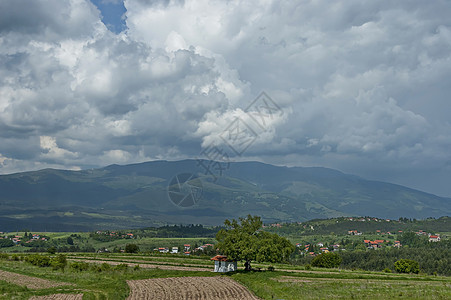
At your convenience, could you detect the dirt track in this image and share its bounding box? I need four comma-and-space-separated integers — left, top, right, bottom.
29, 294, 83, 300
126, 276, 260, 300
0, 269, 72, 289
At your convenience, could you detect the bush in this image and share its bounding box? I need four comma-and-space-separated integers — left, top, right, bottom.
100, 263, 111, 271
0, 253, 8, 260
114, 263, 128, 271
133, 265, 141, 271
47, 247, 57, 254
25, 254, 51, 267
70, 261, 90, 272
311, 253, 342, 268
394, 259, 419, 274
304, 264, 312, 270
11, 254, 20, 261
125, 244, 139, 253
0, 239, 14, 248
383, 268, 392, 273
51, 254, 67, 271
267, 265, 275, 271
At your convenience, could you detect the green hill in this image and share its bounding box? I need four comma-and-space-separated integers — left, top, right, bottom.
0, 160, 449, 231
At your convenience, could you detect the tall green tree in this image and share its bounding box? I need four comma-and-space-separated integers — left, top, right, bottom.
125, 243, 139, 253
311, 252, 342, 268
394, 259, 419, 274
216, 215, 294, 270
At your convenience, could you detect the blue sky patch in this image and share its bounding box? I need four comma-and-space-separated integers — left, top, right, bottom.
91, 0, 126, 33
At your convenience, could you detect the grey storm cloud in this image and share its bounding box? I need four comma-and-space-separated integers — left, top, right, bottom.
0, 0, 451, 197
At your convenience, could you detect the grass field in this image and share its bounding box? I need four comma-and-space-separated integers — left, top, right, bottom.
1, 252, 450, 299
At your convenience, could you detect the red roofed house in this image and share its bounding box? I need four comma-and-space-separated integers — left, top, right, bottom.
211, 255, 237, 272
369, 241, 380, 249
429, 235, 440, 242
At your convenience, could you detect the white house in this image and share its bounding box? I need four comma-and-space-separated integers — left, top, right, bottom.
211, 255, 237, 272
429, 235, 440, 242
171, 247, 178, 254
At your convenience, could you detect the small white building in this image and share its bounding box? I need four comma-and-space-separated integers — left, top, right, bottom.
171, 247, 178, 254
211, 255, 237, 272
429, 235, 441, 242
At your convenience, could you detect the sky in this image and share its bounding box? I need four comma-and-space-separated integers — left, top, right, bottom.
0, 0, 451, 198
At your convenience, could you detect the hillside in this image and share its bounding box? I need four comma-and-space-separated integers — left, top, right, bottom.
0, 160, 449, 231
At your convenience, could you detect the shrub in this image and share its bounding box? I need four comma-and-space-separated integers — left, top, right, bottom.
311, 253, 342, 268
0, 253, 8, 260
0, 239, 14, 248
47, 247, 57, 254
70, 261, 90, 272
100, 263, 111, 271
91, 265, 103, 272
394, 259, 419, 274
133, 265, 141, 271
25, 254, 51, 267
114, 263, 128, 271
304, 264, 312, 270
267, 265, 275, 272
51, 254, 67, 271
11, 254, 20, 261
383, 268, 392, 273
125, 244, 139, 253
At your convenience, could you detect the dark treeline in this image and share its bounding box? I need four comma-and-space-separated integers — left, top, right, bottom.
89, 224, 223, 242
139, 224, 223, 238
293, 247, 450, 276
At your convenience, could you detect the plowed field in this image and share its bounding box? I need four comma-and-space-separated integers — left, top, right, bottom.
126, 276, 260, 300
29, 294, 83, 300
0, 269, 72, 289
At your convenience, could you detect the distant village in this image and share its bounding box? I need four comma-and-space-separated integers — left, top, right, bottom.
0, 216, 443, 253
0, 232, 49, 246
295, 229, 441, 256
265, 216, 443, 256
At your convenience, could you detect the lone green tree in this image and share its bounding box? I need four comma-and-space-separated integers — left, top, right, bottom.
216, 215, 294, 271
125, 243, 139, 253
394, 259, 420, 274
311, 252, 342, 268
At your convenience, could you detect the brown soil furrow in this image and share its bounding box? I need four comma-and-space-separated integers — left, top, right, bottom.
0, 269, 72, 290
126, 276, 260, 300
29, 294, 83, 300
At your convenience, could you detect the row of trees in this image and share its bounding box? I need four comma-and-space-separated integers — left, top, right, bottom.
292, 247, 450, 275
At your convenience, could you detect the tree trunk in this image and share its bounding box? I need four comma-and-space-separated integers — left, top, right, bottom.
244, 260, 251, 271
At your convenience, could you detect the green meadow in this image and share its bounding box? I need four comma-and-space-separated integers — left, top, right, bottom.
1, 252, 450, 299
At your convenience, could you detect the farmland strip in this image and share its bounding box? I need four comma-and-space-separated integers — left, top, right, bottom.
0, 269, 72, 289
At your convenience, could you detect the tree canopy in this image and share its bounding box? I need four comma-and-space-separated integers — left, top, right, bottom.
216, 215, 294, 269
311, 252, 342, 268
394, 259, 420, 274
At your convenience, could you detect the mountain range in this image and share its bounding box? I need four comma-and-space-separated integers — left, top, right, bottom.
0, 160, 449, 231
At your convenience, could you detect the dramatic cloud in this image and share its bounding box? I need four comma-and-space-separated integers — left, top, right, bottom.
0, 0, 450, 197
